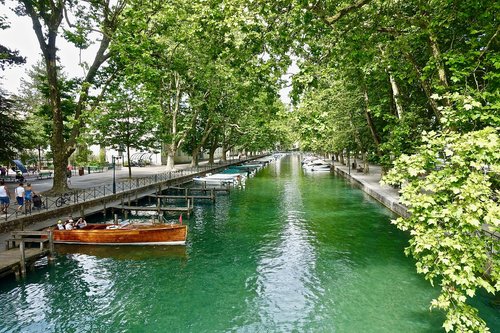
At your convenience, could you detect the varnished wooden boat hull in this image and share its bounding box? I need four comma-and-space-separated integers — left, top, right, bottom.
52, 224, 187, 245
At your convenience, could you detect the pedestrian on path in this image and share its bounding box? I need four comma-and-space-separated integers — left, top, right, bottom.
14, 182, 25, 212
67, 166, 72, 185
24, 183, 35, 213
0, 180, 10, 213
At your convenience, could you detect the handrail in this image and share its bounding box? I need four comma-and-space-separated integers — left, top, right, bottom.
0, 157, 265, 221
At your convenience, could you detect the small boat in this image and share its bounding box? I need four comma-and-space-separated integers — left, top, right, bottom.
51, 223, 187, 246
193, 172, 244, 186
303, 159, 332, 172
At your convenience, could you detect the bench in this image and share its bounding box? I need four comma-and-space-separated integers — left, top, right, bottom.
87, 166, 104, 174
37, 171, 53, 179
0, 175, 17, 182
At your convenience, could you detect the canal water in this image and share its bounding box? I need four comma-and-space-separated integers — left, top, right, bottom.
0, 154, 498, 332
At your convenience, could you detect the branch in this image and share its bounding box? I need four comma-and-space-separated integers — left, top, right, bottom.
323, 0, 373, 26
474, 24, 500, 71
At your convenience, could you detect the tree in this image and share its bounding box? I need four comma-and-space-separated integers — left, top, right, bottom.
384, 125, 499, 332
0, 90, 25, 162
14, 0, 126, 193
91, 82, 160, 178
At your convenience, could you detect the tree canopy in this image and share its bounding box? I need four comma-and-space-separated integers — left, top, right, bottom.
4, 0, 499, 330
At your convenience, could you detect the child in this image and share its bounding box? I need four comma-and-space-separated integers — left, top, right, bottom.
14, 182, 25, 212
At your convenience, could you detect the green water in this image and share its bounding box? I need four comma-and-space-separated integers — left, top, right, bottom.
0, 155, 498, 332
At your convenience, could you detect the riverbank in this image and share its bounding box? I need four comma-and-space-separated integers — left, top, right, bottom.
333, 161, 409, 218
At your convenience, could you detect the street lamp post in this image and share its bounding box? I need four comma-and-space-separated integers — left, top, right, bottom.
112, 155, 122, 194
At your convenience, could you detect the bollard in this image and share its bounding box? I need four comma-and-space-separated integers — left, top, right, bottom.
48, 230, 55, 263
19, 240, 26, 278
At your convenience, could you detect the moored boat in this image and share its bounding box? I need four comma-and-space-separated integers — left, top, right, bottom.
302, 159, 332, 172
51, 223, 187, 246
193, 172, 245, 186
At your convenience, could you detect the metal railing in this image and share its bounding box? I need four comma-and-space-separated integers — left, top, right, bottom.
1, 160, 246, 221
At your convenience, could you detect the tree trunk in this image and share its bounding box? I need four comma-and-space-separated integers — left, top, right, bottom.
362, 151, 369, 174
161, 71, 185, 171
190, 149, 199, 167
404, 52, 441, 120
208, 150, 215, 164
221, 145, 228, 162
51, 149, 69, 193
428, 32, 449, 90
208, 142, 217, 164
362, 86, 381, 154
388, 73, 404, 119
37, 146, 42, 171
165, 149, 175, 171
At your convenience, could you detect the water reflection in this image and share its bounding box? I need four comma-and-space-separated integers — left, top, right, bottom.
70, 253, 115, 305
249, 156, 320, 330
56, 244, 187, 260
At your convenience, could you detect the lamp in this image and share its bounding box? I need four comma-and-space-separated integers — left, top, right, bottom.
112, 155, 122, 194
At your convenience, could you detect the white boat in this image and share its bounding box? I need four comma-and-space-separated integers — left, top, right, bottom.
193, 173, 245, 186
303, 159, 332, 172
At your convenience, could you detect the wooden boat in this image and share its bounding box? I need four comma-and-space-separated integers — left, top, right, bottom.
51, 223, 187, 246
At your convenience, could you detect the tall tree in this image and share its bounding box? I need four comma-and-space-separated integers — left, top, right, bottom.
14, 0, 126, 193
91, 82, 160, 178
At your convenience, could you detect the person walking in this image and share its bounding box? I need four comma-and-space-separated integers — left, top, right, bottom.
0, 180, 10, 213
24, 183, 35, 213
14, 182, 25, 212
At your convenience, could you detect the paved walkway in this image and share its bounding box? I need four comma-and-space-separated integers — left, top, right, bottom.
13, 163, 215, 194
332, 160, 409, 218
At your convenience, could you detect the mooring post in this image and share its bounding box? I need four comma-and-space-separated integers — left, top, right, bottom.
19, 240, 26, 278
48, 230, 55, 263
211, 189, 215, 202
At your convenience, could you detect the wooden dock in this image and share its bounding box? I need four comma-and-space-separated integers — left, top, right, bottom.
149, 193, 215, 201
110, 204, 194, 217
0, 230, 54, 279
